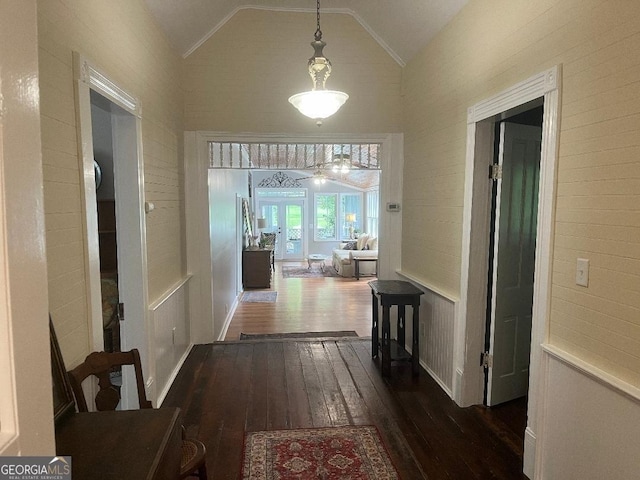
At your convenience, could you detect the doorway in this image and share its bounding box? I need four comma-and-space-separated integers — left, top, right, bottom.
458, 66, 561, 478
91, 91, 123, 359
484, 107, 543, 407
75, 54, 149, 409
258, 197, 305, 261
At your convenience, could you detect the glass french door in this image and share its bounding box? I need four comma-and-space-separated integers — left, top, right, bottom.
258, 200, 304, 261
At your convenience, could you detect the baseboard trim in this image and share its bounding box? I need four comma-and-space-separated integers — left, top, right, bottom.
523, 427, 536, 479
421, 359, 453, 398
217, 295, 239, 341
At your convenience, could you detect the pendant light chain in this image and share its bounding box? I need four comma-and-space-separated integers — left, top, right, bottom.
288, 0, 348, 124
314, 0, 322, 41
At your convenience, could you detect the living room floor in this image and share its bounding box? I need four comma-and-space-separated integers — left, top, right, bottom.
224, 260, 374, 340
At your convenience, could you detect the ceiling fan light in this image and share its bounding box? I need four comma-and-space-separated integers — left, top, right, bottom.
288, 90, 349, 120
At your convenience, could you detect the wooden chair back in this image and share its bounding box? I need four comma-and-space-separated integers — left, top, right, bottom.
67, 349, 152, 412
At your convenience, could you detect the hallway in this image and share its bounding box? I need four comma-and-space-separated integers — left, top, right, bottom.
163, 337, 527, 479
164, 262, 528, 478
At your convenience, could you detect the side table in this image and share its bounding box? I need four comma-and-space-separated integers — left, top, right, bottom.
369, 280, 424, 376
352, 256, 378, 280
307, 254, 326, 271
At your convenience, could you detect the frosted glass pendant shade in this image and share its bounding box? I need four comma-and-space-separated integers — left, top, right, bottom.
288, 90, 349, 120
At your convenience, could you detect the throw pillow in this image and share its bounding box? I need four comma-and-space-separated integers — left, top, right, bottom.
356, 234, 369, 250
343, 241, 357, 250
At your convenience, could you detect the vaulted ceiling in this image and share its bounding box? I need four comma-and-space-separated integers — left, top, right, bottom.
144, 0, 469, 65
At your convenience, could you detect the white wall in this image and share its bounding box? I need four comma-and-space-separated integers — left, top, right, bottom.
539, 348, 640, 479
209, 169, 248, 340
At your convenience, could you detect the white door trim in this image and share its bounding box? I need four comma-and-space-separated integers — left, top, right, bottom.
0, 0, 53, 454
456, 66, 561, 478
185, 131, 403, 342
73, 53, 151, 403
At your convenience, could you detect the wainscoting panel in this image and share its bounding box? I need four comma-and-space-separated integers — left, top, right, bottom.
397, 271, 457, 396
149, 276, 191, 405
420, 289, 456, 395
538, 346, 640, 479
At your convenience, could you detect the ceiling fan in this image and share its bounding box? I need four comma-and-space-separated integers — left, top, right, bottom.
297, 152, 354, 184
297, 168, 328, 184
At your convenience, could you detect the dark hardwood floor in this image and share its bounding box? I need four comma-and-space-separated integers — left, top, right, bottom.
163, 262, 528, 479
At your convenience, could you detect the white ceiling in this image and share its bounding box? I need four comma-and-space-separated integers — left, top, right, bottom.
144, 0, 469, 65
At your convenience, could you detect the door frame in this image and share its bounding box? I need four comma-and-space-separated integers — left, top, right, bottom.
185, 132, 403, 343
456, 66, 561, 477
74, 53, 150, 407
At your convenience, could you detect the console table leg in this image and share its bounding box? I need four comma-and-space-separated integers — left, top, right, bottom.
382, 305, 391, 377
412, 302, 420, 376
397, 305, 406, 350
371, 292, 379, 358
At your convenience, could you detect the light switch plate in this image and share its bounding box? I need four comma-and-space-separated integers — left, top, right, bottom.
576, 258, 589, 287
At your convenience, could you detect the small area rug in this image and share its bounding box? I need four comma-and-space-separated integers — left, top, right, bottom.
242, 291, 278, 303
241, 425, 399, 479
239, 331, 358, 340
282, 266, 339, 278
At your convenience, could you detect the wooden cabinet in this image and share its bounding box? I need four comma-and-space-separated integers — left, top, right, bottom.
242, 249, 273, 289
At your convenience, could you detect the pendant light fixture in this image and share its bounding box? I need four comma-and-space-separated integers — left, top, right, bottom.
288, 0, 349, 126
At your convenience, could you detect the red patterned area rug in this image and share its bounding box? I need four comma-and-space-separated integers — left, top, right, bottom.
241, 426, 399, 479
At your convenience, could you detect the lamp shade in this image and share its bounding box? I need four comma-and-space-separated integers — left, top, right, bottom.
288, 90, 349, 120
257, 218, 267, 229
345, 213, 356, 223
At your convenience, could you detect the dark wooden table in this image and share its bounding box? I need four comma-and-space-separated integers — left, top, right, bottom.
352, 255, 378, 280
369, 280, 424, 376
55, 408, 182, 480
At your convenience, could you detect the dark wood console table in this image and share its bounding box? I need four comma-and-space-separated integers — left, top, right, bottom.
369, 280, 424, 377
55, 408, 182, 479
242, 248, 273, 288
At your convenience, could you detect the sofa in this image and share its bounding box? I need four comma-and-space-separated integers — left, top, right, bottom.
331, 234, 379, 278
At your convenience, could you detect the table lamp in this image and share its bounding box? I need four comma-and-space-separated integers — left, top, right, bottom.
345, 213, 356, 239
